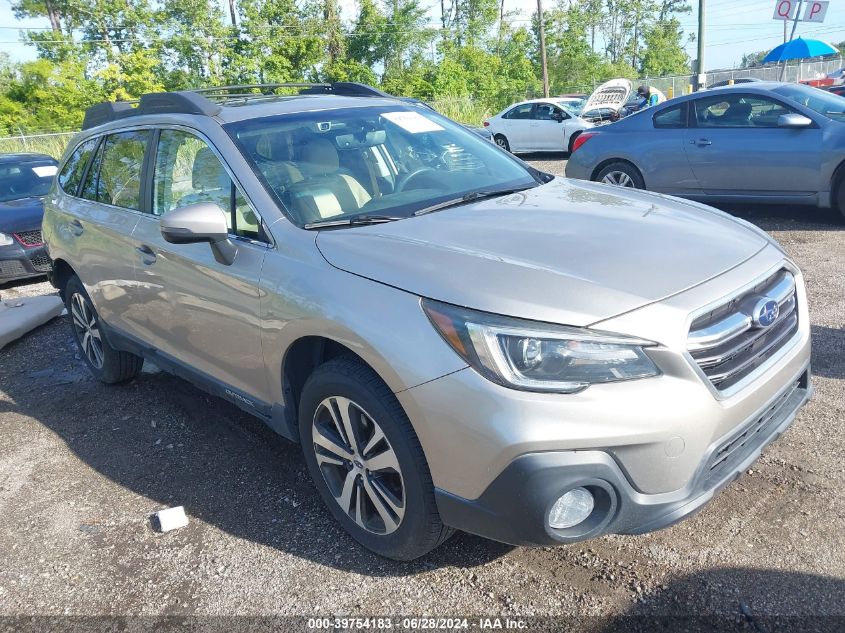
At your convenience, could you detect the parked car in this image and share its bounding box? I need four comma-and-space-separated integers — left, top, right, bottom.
822, 84, 845, 97
45, 83, 811, 560
707, 77, 763, 89
484, 98, 593, 153
0, 153, 58, 285
566, 82, 845, 219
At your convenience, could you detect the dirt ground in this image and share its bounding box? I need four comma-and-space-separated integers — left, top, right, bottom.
1, 158, 843, 631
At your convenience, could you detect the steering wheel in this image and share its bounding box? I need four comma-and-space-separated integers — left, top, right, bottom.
395, 168, 440, 193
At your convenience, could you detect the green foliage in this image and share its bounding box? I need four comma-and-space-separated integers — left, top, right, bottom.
640, 18, 689, 77
1, 0, 693, 135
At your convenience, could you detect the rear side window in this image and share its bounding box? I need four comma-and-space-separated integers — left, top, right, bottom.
653, 104, 685, 129
96, 130, 149, 210
58, 138, 99, 196
504, 104, 534, 119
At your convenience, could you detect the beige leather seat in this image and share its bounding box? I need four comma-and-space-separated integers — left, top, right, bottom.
287, 139, 371, 223
255, 134, 305, 191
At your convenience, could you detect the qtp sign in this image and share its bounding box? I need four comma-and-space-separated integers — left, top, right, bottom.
773, 0, 829, 23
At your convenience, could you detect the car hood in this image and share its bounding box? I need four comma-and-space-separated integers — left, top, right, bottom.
0, 197, 45, 233
582, 78, 633, 113
316, 179, 768, 326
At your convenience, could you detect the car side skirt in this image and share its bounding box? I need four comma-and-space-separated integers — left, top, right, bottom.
99, 320, 298, 442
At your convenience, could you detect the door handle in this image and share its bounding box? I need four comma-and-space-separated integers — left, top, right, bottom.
695, 138, 712, 146
69, 219, 84, 236
136, 245, 156, 265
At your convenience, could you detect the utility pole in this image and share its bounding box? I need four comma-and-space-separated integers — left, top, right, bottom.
780, 0, 804, 80
696, 0, 706, 90
537, 0, 549, 98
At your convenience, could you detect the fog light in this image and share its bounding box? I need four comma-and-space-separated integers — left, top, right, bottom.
549, 487, 594, 529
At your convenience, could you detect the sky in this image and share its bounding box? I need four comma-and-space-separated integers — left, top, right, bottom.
0, 0, 844, 72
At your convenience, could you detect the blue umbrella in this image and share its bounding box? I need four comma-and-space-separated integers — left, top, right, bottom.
762, 37, 839, 63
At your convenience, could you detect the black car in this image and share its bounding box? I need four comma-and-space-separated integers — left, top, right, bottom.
0, 153, 58, 284
823, 85, 845, 97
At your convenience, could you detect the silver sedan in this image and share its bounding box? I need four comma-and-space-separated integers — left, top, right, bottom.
565, 82, 845, 220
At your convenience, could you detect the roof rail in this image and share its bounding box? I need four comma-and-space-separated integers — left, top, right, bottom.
81, 82, 393, 130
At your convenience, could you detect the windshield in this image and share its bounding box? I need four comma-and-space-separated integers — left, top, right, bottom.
774, 84, 845, 122
554, 98, 584, 114
225, 105, 538, 227
0, 159, 57, 203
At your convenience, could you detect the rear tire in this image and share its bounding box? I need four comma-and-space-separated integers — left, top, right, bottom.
65, 275, 144, 383
494, 134, 510, 152
299, 356, 452, 560
595, 161, 645, 189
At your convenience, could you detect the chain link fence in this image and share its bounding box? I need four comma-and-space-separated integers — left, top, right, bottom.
645, 57, 844, 97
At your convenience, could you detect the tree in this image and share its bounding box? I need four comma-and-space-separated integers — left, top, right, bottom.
640, 17, 689, 76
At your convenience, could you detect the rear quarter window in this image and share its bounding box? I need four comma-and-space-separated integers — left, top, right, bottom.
653, 104, 685, 129
58, 137, 99, 196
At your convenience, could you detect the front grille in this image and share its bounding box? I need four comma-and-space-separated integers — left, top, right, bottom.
687, 269, 799, 391
0, 260, 26, 278
28, 251, 51, 272
13, 230, 44, 247
705, 376, 804, 481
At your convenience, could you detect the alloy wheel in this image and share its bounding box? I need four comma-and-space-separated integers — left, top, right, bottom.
311, 396, 405, 535
601, 171, 635, 187
70, 292, 104, 369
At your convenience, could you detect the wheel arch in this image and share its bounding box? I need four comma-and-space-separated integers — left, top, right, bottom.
50, 258, 77, 301
280, 335, 400, 442
830, 159, 845, 204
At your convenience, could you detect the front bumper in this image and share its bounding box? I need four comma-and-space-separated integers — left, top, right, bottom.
0, 242, 51, 283
435, 367, 810, 546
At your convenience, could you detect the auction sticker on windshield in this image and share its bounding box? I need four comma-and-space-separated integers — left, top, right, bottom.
382, 111, 445, 133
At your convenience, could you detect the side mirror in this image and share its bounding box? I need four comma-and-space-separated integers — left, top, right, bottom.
552, 111, 565, 122
159, 202, 237, 266
778, 113, 813, 128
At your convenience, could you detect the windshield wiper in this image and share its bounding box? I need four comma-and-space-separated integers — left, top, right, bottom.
303, 214, 403, 230
413, 185, 537, 217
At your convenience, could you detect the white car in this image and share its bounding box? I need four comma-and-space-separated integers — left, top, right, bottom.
484, 99, 593, 154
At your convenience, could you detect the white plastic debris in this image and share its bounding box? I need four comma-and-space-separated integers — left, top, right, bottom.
154, 506, 189, 533
0, 295, 64, 349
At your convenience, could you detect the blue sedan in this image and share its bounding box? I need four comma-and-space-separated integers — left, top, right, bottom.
565, 82, 845, 219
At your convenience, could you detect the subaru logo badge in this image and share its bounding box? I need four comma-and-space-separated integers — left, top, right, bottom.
752, 297, 780, 328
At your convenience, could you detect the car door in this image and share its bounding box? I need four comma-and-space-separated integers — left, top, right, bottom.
643, 102, 702, 195
128, 127, 271, 404
683, 92, 823, 195
499, 103, 536, 152
58, 130, 147, 333
531, 103, 568, 151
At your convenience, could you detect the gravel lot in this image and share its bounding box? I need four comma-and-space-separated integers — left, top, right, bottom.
1, 157, 843, 630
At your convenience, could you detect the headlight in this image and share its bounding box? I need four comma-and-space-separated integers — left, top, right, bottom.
0, 232, 13, 247
422, 299, 660, 393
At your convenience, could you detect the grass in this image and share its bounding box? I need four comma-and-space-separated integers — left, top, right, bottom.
430, 95, 494, 126
0, 134, 74, 159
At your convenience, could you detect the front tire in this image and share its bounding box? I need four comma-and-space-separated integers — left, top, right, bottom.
494, 134, 510, 152
65, 275, 143, 383
595, 161, 645, 189
833, 174, 845, 223
299, 356, 452, 560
